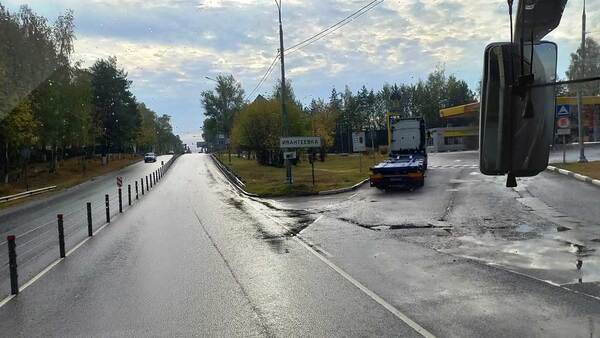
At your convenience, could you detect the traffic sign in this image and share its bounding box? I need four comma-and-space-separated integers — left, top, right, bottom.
352, 132, 366, 152
557, 128, 571, 135
556, 105, 570, 116
280, 137, 321, 148
557, 117, 570, 129
116, 176, 123, 188
283, 151, 297, 160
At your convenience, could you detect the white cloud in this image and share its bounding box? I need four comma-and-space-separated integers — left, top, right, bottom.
6, 0, 598, 132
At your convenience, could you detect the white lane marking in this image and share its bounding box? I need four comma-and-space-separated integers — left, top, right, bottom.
293, 233, 435, 337
348, 193, 358, 200
0, 294, 14, 308
312, 215, 324, 224
312, 245, 334, 258
0, 216, 113, 309
486, 262, 600, 302
17, 258, 63, 293
245, 202, 435, 338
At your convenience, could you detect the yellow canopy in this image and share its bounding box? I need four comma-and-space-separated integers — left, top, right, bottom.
439, 102, 480, 118
440, 96, 600, 118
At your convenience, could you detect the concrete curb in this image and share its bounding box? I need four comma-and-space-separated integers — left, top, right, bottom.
546, 165, 600, 188
210, 154, 371, 197
318, 178, 369, 195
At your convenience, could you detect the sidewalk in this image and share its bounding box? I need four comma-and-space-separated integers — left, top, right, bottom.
549, 142, 600, 164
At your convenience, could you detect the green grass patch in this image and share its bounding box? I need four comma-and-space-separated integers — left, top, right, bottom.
218, 152, 386, 197
553, 161, 600, 180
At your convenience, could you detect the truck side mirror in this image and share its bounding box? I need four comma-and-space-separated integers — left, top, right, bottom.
479, 41, 557, 183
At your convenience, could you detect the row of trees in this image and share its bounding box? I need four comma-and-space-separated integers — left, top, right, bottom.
203, 35, 600, 165
0, 6, 183, 182
201, 67, 476, 164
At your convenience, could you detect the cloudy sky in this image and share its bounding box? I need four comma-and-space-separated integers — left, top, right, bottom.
4, 0, 599, 137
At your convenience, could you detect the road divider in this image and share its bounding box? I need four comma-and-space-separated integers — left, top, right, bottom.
1, 154, 180, 302
7, 236, 18, 295
87, 203, 93, 237
57, 214, 65, 258
0, 186, 57, 204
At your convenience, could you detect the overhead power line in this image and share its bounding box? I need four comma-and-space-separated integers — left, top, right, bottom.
245, 0, 384, 100
245, 52, 280, 101
286, 0, 385, 54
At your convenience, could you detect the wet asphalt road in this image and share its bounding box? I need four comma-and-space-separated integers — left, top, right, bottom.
0, 155, 172, 299
0, 153, 599, 337
0, 154, 421, 337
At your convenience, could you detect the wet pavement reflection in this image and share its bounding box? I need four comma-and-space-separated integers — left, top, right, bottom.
440, 223, 600, 286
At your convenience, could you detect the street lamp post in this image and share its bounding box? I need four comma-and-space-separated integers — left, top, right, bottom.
275, 0, 292, 184
577, 0, 588, 162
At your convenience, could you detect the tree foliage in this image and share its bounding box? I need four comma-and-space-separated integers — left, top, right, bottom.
0, 6, 181, 182
91, 57, 140, 155
231, 98, 305, 165
201, 74, 245, 143
566, 37, 600, 95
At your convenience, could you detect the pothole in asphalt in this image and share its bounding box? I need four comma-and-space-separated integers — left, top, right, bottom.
557, 226, 571, 232
226, 197, 244, 210
376, 223, 435, 230
338, 217, 452, 231
264, 238, 290, 254
516, 223, 533, 233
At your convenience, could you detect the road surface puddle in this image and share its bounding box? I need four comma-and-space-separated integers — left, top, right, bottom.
440, 229, 600, 286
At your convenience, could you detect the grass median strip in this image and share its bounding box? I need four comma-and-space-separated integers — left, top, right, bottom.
219, 153, 386, 196
553, 161, 600, 180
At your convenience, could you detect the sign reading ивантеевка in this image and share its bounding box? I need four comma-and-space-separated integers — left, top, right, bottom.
280, 137, 321, 148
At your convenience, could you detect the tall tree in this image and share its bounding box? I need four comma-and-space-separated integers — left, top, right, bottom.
231, 98, 305, 165
90, 57, 139, 160
309, 98, 338, 156
328, 88, 342, 113
201, 74, 245, 144
445, 75, 476, 108
62, 67, 94, 151
0, 5, 64, 123
136, 103, 158, 153
272, 78, 303, 110
566, 37, 600, 95
0, 99, 38, 182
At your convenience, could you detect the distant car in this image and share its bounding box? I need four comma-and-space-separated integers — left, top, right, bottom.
168, 150, 175, 155
144, 153, 157, 163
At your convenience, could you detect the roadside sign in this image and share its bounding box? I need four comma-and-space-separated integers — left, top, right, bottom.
556, 105, 570, 116
352, 132, 366, 152
557, 117, 570, 129
280, 137, 321, 148
283, 151, 296, 160
116, 176, 123, 188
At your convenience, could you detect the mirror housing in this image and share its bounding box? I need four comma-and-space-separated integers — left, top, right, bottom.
479, 41, 557, 181
514, 0, 568, 43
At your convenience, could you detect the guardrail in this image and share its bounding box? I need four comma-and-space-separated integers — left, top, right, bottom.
1, 153, 181, 299
0, 186, 57, 204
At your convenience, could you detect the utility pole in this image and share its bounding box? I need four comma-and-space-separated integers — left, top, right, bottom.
276, 0, 292, 184
576, 0, 588, 162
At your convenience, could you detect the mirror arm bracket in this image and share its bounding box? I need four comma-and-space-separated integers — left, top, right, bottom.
528, 76, 600, 89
